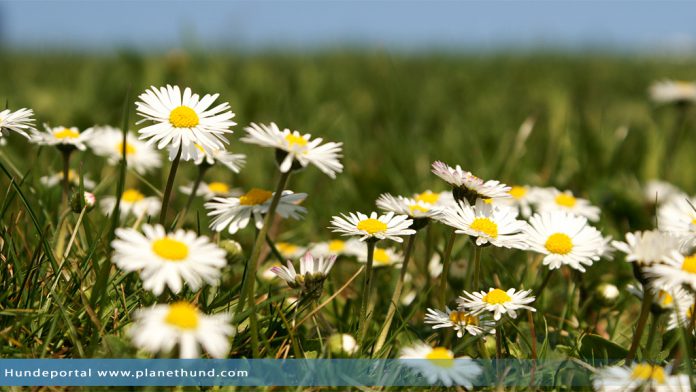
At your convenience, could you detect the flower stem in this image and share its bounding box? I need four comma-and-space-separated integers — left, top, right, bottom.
626, 287, 653, 363
233, 170, 291, 355
645, 312, 660, 361
533, 268, 554, 297
373, 233, 416, 354
496, 323, 503, 359
438, 228, 456, 307
159, 145, 182, 226
175, 163, 209, 229
60, 149, 72, 207
472, 244, 482, 292
357, 240, 377, 345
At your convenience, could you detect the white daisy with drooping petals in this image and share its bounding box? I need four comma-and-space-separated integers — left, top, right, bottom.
111, 224, 227, 295
525, 212, 605, 272
593, 363, 690, 392
645, 251, 696, 292
458, 288, 536, 321
536, 188, 601, 222
649, 79, 696, 104
39, 170, 96, 189
128, 302, 233, 359
431, 161, 511, 200
180, 181, 240, 200
424, 307, 494, 338
437, 199, 529, 249
612, 230, 684, 268
87, 126, 161, 174
0, 107, 36, 139
31, 125, 94, 151
399, 342, 482, 388
205, 189, 307, 234
100, 189, 160, 221
329, 211, 415, 243
241, 122, 343, 178
136, 85, 236, 161
376, 193, 442, 219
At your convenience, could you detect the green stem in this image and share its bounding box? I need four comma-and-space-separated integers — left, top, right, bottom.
496, 323, 503, 359
373, 233, 416, 354
472, 244, 482, 292
61, 149, 72, 207
438, 228, 456, 307
626, 288, 653, 363
358, 240, 377, 345
159, 145, 182, 226
175, 163, 209, 229
533, 268, 554, 297
645, 312, 660, 362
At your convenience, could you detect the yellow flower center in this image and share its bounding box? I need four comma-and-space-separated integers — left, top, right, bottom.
630, 364, 666, 384
415, 191, 440, 204
356, 218, 388, 235
374, 248, 391, 264
121, 189, 145, 203
164, 302, 199, 330
691, 218, 696, 225
470, 217, 498, 238
151, 237, 189, 261
115, 142, 136, 155
207, 182, 230, 194
509, 186, 527, 199
657, 290, 674, 307
285, 133, 308, 147
425, 347, 454, 368
449, 311, 478, 325
54, 128, 80, 139
169, 106, 199, 128
555, 193, 577, 208
328, 240, 345, 252
239, 188, 273, 206
681, 255, 696, 274
409, 204, 429, 215
545, 233, 573, 255
276, 242, 298, 255
482, 288, 512, 304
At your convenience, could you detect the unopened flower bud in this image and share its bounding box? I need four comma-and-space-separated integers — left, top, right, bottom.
328, 333, 358, 356
70, 191, 96, 213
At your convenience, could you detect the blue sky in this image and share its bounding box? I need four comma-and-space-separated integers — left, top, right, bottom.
1, 1, 696, 52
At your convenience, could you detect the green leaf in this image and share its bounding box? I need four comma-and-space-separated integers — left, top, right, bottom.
579, 334, 627, 365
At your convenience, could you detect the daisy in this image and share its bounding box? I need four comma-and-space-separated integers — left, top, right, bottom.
128, 302, 233, 358
31, 125, 94, 151
39, 170, 96, 189
525, 212, 605, 272
86, 126, 161, 174
191, 145, 246, 173
536, 188, 600, 222
644, 179, 684, 205
179, 181, 240, 200
593, 363, 690, 392
399, 342, 482, 388
667, 298, 696, 331
412, 190, 456, 208
309, 238, 362, 258
205, 189, 307, 234
431, 161, 511, 202
458, 287, 536, 321
376, 193, 444, 220
645, 251, 696, 292
275, 242, 307, 259
658, 195, 696, 239
135, 85, 236, 160
272, 253, 337, 298
495, 184, 538, 217
424, 307, 494, 338
649, 80, 696, 105
329, 211, 415, 243
0, 107, 36, 138
612, 230, 683, 268
100, 189, 160, 220
357, 246, 402, 268
241, 122, 343, 178
259, 261, 284, 282
111, 224, 227, 295
437, 199, 529, 249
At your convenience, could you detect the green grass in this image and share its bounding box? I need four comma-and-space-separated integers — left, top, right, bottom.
1, 50, 696, 390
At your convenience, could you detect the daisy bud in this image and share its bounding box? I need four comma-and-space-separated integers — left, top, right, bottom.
70, 191, 96, 213
219, 239, 243, 261
328, 333, 359, 356
596, 283, 619, 307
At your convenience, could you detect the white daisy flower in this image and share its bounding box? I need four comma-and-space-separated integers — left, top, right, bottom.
39, 170, 96, 189
667, 297, 696, 331
593, 363, 690, 392
309, 238, 362, 258
494, 185, 538, 217
128, 302, 233, 359
437, 199, 529, 249
525, 212, 605, 272
644, 180, 684, 205
412, 190, 456, 209
112, 224, 227, 295
31, 125, 94, 151
241, 122, 343, 178
536, 188, 601, 222
179, 181, 240, 200
649, 80, 696, 105
0, 107, 36, 138
612, 230, 684, 268
329, 211, 416, 243
205, 189, 307, 234
136, 85, 236, 160
645, 251, 696, 292
376, 193, 442, 219
431, 161, 511, 201
271, 253, 337, 298
275, 242, 307, 259
100, 189, 160, 221
357, 246, 402, 268
424, 307, 494, 338
428, 253, 443, 278
86, 126, 161, 174
399, 342, 482, 388
658, 195, 696, 239
458, 287, 536, 321
192, 145, 246, 173
259, 261, 284, 282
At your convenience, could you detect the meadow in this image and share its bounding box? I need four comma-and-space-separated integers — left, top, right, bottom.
1, 50, 696, 390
